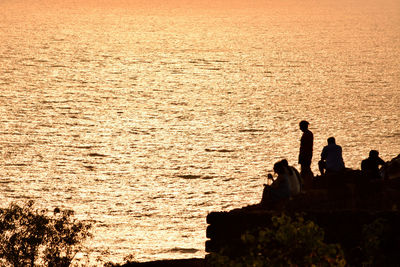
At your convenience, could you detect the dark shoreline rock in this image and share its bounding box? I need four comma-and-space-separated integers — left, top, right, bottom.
206, 168, 400, 265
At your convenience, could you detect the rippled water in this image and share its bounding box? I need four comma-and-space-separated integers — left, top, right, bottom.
1, 0, 399, 263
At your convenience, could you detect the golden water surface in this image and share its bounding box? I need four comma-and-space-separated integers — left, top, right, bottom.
0, 0, 399, 263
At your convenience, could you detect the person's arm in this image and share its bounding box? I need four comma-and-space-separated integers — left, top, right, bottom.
321, 147, 327, 160
298, 136, 304, 164
271, 174, 283, 188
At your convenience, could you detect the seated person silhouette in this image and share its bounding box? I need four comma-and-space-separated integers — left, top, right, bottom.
361, 150, 386, 180
318, 137, 345, 175
261, 161, 291, 206
281, 159, 302, 194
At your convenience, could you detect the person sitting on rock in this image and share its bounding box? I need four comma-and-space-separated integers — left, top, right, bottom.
261, 161, 290, 206
281, 159, 302, 195
361, 150, 386, 180
318, 137, 345, 175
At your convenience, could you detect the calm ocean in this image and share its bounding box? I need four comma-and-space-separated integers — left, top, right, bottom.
1, 0, 399, 263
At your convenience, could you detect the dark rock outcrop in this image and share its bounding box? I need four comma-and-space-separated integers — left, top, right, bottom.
206, 167, 400, 265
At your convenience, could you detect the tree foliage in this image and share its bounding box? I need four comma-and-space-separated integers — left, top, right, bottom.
207, 213, 346, 267
357, 217, 393, 266
0, 201, 92, 267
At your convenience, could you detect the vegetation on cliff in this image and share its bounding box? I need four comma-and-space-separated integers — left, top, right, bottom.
207, 213, 346, 267
0, 201, 92, 267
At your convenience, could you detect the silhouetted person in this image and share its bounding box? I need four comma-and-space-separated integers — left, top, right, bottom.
318, 137, 345, 175
261, 161, 290, 206
281, 159, 302, 194
361, 150, 386, 180
298, 120, 313, 189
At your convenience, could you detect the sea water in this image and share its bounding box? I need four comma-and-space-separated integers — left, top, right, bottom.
0, 0, 399, 263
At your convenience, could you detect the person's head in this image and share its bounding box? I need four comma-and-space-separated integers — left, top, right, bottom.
299, 120, 309, 132
280, 159, 289, 168
280, 159, 294, 174
273, 161, 285, 174
327, 137, 336, 145
369, 150, 379, 158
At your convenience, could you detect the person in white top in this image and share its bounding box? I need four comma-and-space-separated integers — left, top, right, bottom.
281, 159, 301, 195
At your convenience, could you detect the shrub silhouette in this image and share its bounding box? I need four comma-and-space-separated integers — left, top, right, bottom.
0, 200, 92, 267
207, 213, 346, 267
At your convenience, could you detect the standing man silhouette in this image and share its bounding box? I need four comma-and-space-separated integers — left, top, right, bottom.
298, 120, 314, 189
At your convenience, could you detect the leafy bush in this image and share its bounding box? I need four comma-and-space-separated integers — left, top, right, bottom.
356, 217, 396, 267
0, 200, 92, 267
207, 213, 346, 267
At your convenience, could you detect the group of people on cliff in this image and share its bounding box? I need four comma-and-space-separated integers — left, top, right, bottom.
261, 120, 388, 206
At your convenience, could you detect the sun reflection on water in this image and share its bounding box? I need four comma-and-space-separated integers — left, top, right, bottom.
0, 0, 399, 263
